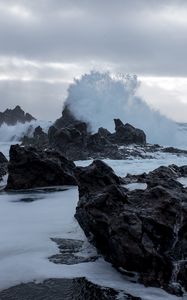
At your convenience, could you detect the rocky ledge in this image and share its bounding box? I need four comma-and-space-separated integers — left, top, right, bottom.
22, 106, 147, 160
22, 106, 187, 161
0, 105, 36, 126
75, 161, 187, 296
6, 144, 77, 190
0, 278, 140, 300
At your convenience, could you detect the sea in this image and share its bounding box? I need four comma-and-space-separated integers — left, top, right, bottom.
0, 122, 187, 300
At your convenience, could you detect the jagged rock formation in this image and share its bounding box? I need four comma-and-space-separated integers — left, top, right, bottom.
75, 161, 187, 296
47, 106, 147, 160
0, 151, 8, 181
0, 105, 36, 126
22, 126, 48, 148
21, 106, 187, 160
6, 144, 77, 190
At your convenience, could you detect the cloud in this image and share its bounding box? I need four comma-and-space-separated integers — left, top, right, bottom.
0, 0, 186, 121
0, 0, 186, 76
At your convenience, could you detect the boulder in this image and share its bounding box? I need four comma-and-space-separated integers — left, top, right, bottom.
75, 162, 187, 295
112, 119, 146, 145
75, 160, 122, 193
50, 121, 89, 160
6, 144, 77, 190
0, 105, 36, 126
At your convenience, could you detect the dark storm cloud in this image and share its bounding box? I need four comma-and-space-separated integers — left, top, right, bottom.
0, 0, 186, 76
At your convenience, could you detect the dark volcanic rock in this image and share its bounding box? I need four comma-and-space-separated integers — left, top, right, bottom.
0, 105, 36, 126
22, 126, 48, 148
49, 238, 98, 265
0, 151, 8, 180
51, 121, 89, 160
75, 161, 187, 295
112, 119, 146, 145
46, 106, 147, 160
6, 144, 77, 190
0, 278, 141, 300
75, 160, 122, 192
0, 151, 7, 164
54, 105, 85, 129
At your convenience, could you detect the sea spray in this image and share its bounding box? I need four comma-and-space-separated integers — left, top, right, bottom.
65, 71, 179, 146
0, 120, 51, 142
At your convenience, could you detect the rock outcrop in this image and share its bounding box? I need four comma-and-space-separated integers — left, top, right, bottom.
112, 119, 146, 145
46, 106, 147, 160
75, 161, 187, 295
0, 278, 141, 300
0, 151, 8, 180
6, 145, 77, 190
0, 105, 36, 126
21, 106, 187, 161
22, 126, 48, 148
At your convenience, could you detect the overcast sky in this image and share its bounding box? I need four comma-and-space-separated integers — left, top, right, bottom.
0, 0, 187, 122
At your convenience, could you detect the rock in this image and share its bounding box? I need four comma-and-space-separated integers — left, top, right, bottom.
75, 162, 187, 295
47, 108, 147, 160
75, 160, 122, 192
0, 105, 36, 126
21, 126, 48, 148
162, 147, 187, 155
49, 238, 98, 265
51, 121, 89, 160
0, 151, 8, 180
6, 144, 77, 190
0, 151, 7, 164
112, 119, 146, 145
0, 278, 141, 300
54, 105, 85, 129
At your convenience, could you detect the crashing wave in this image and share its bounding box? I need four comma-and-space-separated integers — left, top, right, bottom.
65, 71, 182, 146
0, 120, 51, 142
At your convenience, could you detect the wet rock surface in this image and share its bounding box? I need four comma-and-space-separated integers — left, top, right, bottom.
75, 161, 187, 295
49, 238, 98, 265
21, 126, 49, 148
0, 105, 35, 126
0, 278, 141, 300
47, 107, 147, 160
21, 106, 187, 161
6, 144, 77, 190
0, 151, 8, 181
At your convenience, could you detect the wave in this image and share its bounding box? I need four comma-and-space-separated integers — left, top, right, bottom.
65, 71, 184, 146
0, 120, 51, 142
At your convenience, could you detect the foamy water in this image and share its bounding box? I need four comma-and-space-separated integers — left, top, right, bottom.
0, 120, 51, 143
0, 142, 187, 299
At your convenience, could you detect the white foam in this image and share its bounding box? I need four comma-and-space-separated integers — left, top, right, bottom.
65, 71, 184, 147
0, 186, 184, 299
0, 142, 186, 299
124, 182, 147, 191
0, 120, 51, 143
177, 177, 187, 187
76, 153, 187, 178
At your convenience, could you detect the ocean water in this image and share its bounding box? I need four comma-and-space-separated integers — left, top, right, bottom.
0, 141, 187, 299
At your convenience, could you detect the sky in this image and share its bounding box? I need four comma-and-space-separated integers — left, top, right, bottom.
0, 0, 187, 122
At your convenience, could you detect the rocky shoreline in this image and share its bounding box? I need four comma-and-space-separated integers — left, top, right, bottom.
0, 106, 187, 298
0, 143, 186, 296
75, 161, 187, 296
